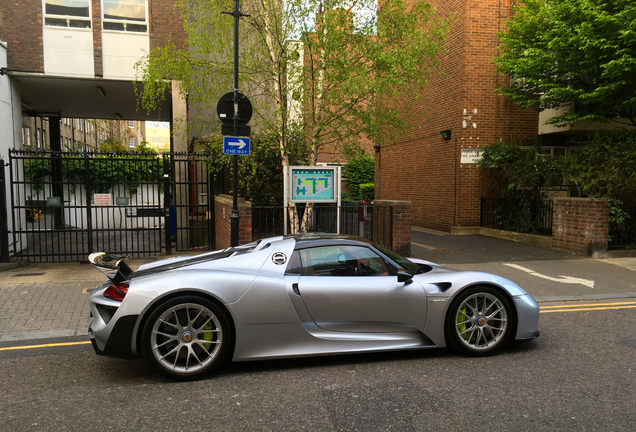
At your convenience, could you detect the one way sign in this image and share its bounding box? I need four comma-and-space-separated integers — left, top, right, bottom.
223, 136, 250, 155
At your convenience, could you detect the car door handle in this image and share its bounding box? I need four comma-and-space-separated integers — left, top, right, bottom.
292, 283, 300, 296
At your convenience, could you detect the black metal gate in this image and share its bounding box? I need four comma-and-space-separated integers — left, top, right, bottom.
7, 150, 216, 262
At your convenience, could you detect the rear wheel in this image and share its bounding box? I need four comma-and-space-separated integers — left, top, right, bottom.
445, 286, 514, 356
141, 296, 233, 379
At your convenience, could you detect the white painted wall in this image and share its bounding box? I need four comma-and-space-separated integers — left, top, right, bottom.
0, 41, 27, 254
43, 27, 95, 77
102, 32, 149, 80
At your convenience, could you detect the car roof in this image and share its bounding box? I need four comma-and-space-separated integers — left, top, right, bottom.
286, 233, 375, 250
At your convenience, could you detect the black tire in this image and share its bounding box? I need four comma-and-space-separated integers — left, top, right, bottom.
141, 295, 233, 379
445, 286, 515, 356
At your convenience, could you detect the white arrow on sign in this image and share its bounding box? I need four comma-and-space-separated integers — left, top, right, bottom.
503, 263, 595, 288
227, 139, 247, 150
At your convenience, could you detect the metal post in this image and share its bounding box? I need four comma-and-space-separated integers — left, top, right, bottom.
224, 0, 248, 247
163, 157, 172, 255
208, 169, 215, 250
49, 115, 65, 229
84, 154, 93, 254
0, 159, 9, 262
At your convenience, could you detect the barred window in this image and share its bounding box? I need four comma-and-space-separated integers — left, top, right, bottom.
102, 0, 147, 33
44, 0, 91, 29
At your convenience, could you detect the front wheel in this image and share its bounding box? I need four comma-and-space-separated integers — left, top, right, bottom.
141, 296, 233, 379
445, 286, 515, 356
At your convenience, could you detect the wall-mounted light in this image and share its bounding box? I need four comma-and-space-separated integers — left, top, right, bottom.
373, 145, 381, 153
440, 129, 451, 141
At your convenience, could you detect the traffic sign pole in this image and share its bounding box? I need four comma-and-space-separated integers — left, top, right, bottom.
223, 0, 249, 247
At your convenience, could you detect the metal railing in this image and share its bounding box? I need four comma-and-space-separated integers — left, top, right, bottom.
7, 150, 217, 262
480, 196, 553, 235
609, 204, 636, 249
252, 202, 375, 241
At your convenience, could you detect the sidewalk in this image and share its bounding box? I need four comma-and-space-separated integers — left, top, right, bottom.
0, 259, 148, 343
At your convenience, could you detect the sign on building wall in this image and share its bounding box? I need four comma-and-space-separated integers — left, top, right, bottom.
460, 148, 484, 164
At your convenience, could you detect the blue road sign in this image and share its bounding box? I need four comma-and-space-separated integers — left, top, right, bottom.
223, 136, 250, 155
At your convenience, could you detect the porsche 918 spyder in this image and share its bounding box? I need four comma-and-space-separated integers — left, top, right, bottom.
88, 234, 539, 378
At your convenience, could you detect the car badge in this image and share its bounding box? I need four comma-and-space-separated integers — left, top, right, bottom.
272, 252, 287, 265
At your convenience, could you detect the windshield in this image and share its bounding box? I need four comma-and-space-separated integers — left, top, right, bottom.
374, 244, 423, 274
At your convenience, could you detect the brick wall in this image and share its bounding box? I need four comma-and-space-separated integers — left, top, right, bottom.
214, 194, 252, 249
149, 0, 186, 51
372, 200, 411, 256
0, 0, 44, 72
377, 0, 538, 231
552, 198, 609, 256
91, 0, 103, 77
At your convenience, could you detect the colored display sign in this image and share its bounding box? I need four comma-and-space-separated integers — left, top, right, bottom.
291, 168, 335, 202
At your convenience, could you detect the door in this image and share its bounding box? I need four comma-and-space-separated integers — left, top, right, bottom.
295, 245, 427, 333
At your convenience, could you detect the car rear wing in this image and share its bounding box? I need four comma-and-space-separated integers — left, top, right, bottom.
88, 252, 134, 283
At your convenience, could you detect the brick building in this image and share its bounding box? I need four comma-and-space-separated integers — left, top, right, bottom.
20, 116, 145, 151
376, 0, 538, 231
0, 0, 185, 157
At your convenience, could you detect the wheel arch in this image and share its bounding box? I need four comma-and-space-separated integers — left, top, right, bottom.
444, 282, 519, 347
133, 289, 236, 357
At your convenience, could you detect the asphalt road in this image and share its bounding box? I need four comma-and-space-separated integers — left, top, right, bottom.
1, 303, 634, 431
411, 231, 636, 301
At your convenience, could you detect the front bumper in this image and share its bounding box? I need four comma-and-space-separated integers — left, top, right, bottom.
514, 294, 540, 340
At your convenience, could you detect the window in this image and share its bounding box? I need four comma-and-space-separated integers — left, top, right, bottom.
44, 0, 91, 28
128, 120, 134, 128
298, 245, 390, 277
129, 136, 135, 148
41, 130, 46, 147
102, 0, 148, 33
22, 127, 31, 147
36, 128, 41, 148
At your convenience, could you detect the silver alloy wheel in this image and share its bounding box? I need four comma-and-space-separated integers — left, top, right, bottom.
150, 303, 223, 374
454, 292, 508, 351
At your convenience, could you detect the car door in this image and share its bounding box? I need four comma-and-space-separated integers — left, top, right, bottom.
295, 245, 427, 333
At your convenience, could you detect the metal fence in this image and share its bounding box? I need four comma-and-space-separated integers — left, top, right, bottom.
252, 202, 375, 241
609, 204, 636, 249
6, 150, 217, 262
480, 196, 553, 235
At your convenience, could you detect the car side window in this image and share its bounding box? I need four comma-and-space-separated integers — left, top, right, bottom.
299, 246, 389, 277
285, 251, 303, 275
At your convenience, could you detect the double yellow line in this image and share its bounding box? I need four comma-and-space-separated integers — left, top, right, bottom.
1, 301, 634, 353
540, 300, 636, 314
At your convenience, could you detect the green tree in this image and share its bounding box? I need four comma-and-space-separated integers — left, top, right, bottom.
136, 0, 447, 231
343, 154, 374, 199
494, 0, 636, 127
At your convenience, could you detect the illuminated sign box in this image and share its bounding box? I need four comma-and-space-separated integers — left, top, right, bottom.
289, 167, 338, 203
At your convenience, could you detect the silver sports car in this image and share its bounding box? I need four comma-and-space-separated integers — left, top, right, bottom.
88, 234, 539, 378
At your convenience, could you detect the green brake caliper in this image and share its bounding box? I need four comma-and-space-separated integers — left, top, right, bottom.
457, 306, 468, 339
202, 322, 215, 351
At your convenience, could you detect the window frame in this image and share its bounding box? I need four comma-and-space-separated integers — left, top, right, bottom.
101, 0, 149, 34
42, 0, 92, 30
294, 244, 392, 277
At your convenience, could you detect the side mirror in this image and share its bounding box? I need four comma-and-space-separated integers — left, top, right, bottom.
397, 270, 413, 284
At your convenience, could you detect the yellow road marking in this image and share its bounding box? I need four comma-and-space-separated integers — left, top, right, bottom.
0, 341, 91, 352
2, 302, 636, 352
541, 305, 636, 313
540, 301, 636, 309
